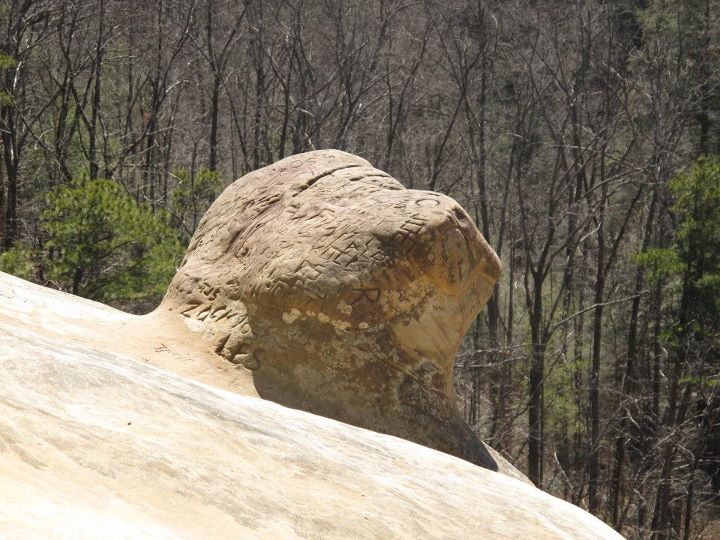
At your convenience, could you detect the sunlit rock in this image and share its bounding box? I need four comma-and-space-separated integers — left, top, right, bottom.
161, 150, 516, 476
0, 271, 622, 539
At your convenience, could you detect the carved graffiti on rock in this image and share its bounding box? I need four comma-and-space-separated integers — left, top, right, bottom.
158, 150, 522, 480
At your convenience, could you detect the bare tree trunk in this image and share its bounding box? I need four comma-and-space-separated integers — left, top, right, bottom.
209, 74, 220, 171
1, 133, 17, 250
696, 0, 711, 156
89, 0, 105, 180
0, 138, 5, 250
651, 267, 695, 538
204, 0, 244, 171
588, 182, 607, 514
528, 272, 545, 487
610, 185, 658, 527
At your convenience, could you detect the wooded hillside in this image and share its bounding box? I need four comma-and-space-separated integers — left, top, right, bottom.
1, 1, 718, 538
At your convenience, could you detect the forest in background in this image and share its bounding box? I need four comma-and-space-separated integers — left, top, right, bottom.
1, 0, 719, 537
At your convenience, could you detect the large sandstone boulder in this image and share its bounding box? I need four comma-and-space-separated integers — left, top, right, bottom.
160, 150, 511, 476
0, 271, 622, 539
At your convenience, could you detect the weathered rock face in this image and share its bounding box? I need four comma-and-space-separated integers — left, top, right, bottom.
160, 150, 507, 475
0, 271, 622, 539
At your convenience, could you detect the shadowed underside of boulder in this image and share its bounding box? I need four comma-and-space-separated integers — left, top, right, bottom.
160, 150, 518, 477
0, 271, 622, 539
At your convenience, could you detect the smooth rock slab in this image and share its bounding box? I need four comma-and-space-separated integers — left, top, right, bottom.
0, 272, 621, 539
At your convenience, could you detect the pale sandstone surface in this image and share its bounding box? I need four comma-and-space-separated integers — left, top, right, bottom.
161, 150, 513, 476
0, 271, 622, 539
